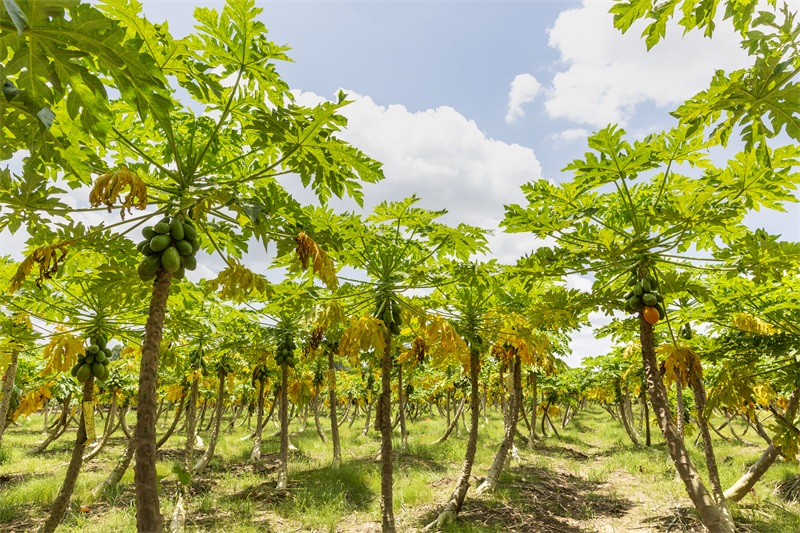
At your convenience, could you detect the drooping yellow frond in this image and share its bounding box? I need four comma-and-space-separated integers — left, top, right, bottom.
657, 343, 702, 387
41, 327, 85, 376
288, 377, 314, 406
89, 166, 148, 218
8, 241, 72, 293
207, 260, 272, 302
295, 232, 338, 289
733, 313, 776, 335
424, 314, 468, 367
398, 336, 427, 368
165, 384, 185, 403
339, 316, 387, 364
313, 301, 347, 331
12, 385, 51, 420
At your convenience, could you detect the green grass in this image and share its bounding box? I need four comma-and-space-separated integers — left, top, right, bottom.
0, 403, 798, 531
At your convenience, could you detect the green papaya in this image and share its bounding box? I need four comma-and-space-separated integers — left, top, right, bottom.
626, 275, 637, 287
184, 223, 197, 241
182, 254, 197, 271
137, 240, 150, 254
633, 283, 644, 296
173, 266, 185, 280
170, 218, 185, 240
88, 344, 99, 354
382, 306, 392, 325
286, 357, 294, 367
392, 306, 402, 326
76, 364, 92, 383
102, 347, 112, 358
100, 365, 110, 381
655, 292, 664, 303
191, 239, 201, 254
92, 362, 105, 378
390, 322, 401, 335
96, 335, 107, 349
161, 246, 181, 272
624, 291, 634, 299
641, 278, 652, 293
647, 274, 659, 290
86, 354, 95, 365
142, 226, 156, 240
654, 303, 665, 320
141, 243, 158, 256
176, 240, 193, 256
154, 221, 171, 235
70, 362, 82, 377
627, 295, 642, 311
138, 255, 162, 280
642, 293, 657, 306
150, 234, 172, 252
95, 352, 107, 363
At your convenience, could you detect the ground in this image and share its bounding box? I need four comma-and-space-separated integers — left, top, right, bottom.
1, 403, 798, 532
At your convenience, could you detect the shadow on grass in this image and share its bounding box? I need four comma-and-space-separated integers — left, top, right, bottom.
433, 465, 634, 533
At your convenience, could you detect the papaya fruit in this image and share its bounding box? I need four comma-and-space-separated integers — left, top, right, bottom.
154, 221, 170, 235
633, 283, 644, 296
150, 234, 172, 252
382, 306, 392, 325
86, 354, 95, 365
392, 307, 403, 327
173, 266, 185, 280
642, 278, 652, 292
141, 243, 158, 256
191, 239, 201, 254
642, 293, 657, 306
184, 223, 197, 241
137, 240, 150, 254
96, 336, 107, 349
390, 322, 401, 335
170, 218, 185, 240
88, 344, 99, 354
643, 306, 660, 325
176, 240, 193, 256
161, 246, 181, 272
100, 365, 110, 381
627, 295, 642, 311
654, 303, 665, 320
95, 352, 107, 363
70, 362, 82, 377
92, 362, 105, 378
102, 347, 112, 358
138, 255, 162, 280
627, 275, 637, 287
182, 254, 197, 271
142, 226, 156, 240
76, 364, 92, 383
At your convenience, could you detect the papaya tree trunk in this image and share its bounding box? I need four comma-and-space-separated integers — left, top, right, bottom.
94, 407, 136, 497
425, 345, 481, 529
433, 397, 465, 445
277, 365, 289, 489
380, 331, 395, 532
398, 363, 407, 450
313, 383, 326, 443
527, 371, 538, 447
476, 351, 521, 495
327, 348, 341, 468
676, 378, 685, 440
134, 269, 172, 533
638, 314, 733, 533
83, 392, 119, 463
0, 349, 20, 447
156, 393, 185, 450
32, 394, 71, 454
250, 379, 265, 462
183, 378, 198, 470
40, 378, 94, 533
192, 369, 225, 475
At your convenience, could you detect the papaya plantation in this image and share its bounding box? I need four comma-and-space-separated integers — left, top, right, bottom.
1, 0, 800, 532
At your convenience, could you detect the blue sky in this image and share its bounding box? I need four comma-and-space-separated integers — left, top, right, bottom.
5, 0, 800, 364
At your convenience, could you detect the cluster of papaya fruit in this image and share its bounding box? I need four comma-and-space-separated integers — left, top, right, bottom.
623, 272, 665, 324
189, 349, 207, 374
375, 298, 403, 335
312, 367, 325, 387
71, 335, 111, 383
252, 364, 269, 385
137, 215, 200, 281
275, 335, 296, 368
216, 356, 234, 375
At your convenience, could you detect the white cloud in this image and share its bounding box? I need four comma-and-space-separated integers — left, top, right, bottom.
545, 1, 750, 127
548, 128, 590, 145
505, 74, 541, 124
296, 91, 543, 260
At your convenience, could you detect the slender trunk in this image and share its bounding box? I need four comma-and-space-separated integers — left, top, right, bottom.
83, 392, 120, 463
203, 400, 216, 431
183, 379, 198, 470
690, 371, 735, 530
725, 389, 800, 501
327, 349, 341, 468
32, 395, 71, 454
643, 392, 651, 446
250, 379, 265, 462
94, 415, 136, 497
157, 394, 185, 450
265, 392, 277, 426
425, 346, 481, 529
338, 401, 351, 428
617, 384, 640, 446
398, 364, 407, 450
445, 389, 451, 429
433, 397, 465, 444
298, 404, 307, 434
476, 351, 521, 495
197, 400, 208, 431
638, 315, 732, 533
561, 404, 572, 429
40, 378, 94, 533
192, 369, 225, 475
676, 378, 685, 440
135, 269, 172, 533
314, 383, 326, 443
120, 406, 133, 439
380, 332, 395, 532
276, 365, 289, 489
0, 349, 20, 446
527, 371, 538, 447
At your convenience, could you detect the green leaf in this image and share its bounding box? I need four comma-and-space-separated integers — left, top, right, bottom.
3, 0, 28, 35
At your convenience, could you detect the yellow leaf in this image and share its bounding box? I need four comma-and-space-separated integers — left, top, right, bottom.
295, 232, 338, 289
8, 241, 72, 293
207, 260, 272, 302
733, 313, 776, 335
340, 316, 387, 363
41, 327, 85, 375
89, 166, 148, 218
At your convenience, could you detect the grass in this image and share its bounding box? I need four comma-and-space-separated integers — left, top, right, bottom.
0, 403, 798, 532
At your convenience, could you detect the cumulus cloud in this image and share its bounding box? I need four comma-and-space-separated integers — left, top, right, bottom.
548, 128, 590, 145
545, 1, 750, 127
505, 73, 541, 124
293, 91, 545, 262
